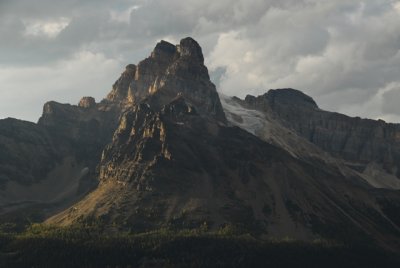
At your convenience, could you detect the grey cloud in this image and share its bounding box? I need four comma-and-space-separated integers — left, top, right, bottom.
207, 1, 400, 121
1, 0, 400, 122
0, 0, 143, 65
382, 85, 400, 115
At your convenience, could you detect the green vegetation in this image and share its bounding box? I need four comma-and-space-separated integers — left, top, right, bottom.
0, 223, 399, 268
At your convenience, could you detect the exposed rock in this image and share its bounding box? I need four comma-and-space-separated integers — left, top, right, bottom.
151, 40, 177, 59
106, 64, 137, 103
0, 117, 99, 220
48, 94, 400, 251
178, 37, 204, 63
0, 118, 58, 186
78, 97, 96, 109
231, 88, 400, 185
105, 37, 226, 123
243, 88, 318, 110
0, 97, 121, 218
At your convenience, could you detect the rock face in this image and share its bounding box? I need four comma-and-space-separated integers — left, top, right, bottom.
1, 38, 400, 251
243, 88, 318, 110
48, 92, 400, 250
106, 38, 226, 123
0, 118, 58, 187
106, 64, 137, 104
0, 96, 121, 220
231, 88, 400, 187
78, 97, 96, 109
0, 37, 226, 220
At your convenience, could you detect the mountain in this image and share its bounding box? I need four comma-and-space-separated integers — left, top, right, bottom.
1, 38, 400, 252
223, 89, 400, 189
105, 38, 226, 123
0, 95, 121, 221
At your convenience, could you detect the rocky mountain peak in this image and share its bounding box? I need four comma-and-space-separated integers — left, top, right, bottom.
151, 40, 177, 59
105, 37, 226, 123
177, 37, 204, 63
150, 37, 203, 63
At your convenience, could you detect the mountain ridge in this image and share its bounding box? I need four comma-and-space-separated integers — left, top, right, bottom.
226, 88, 400, 189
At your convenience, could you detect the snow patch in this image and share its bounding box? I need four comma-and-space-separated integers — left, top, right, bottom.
220, 94, 265, 135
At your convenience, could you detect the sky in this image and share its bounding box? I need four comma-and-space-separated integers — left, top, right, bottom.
1, 0, 400, 123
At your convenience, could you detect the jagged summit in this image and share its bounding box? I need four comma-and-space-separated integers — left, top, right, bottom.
105, 37, 226, 123
178, 37, 204, 63
150, 38, 203, 63
151, 40, 176, 59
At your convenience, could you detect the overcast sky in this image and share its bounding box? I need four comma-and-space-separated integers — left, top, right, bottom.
1, 0, 400, 123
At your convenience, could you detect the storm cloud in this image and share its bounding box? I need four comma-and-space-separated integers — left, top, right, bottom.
1, 0, 400, 122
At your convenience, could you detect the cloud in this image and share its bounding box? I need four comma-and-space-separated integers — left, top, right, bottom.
0, 51, 121, 122
335, 82, 400, 123
382, 83, 400, 117
207, 1, 400, 121
23, 18, 70, 38
110, 5, 141, 23
0, 0, 400, 122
